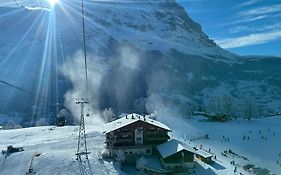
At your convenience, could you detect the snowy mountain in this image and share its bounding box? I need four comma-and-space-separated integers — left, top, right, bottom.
0, 0, 281, 125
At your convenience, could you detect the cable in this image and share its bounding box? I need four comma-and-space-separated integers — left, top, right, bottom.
0, 80, 55, 103
0, 80, 30, 94
80, 0, 89, 97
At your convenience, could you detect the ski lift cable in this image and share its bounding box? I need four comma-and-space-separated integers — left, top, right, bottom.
0, 80, 30, 94
80, 0, 89, 97
0, 80, 56, 103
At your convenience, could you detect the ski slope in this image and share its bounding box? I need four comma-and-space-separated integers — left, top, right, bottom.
168, 116, 281, 175
0, 125, 123, 175
1, 116, 280, 175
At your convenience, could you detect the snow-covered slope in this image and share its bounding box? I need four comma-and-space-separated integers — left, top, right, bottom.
0, 0, 280, 123
162, 115, 281, 175
0, 125, 121, 175
1, 116, 280, 175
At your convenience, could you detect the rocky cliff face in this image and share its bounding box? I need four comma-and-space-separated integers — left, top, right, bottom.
0, 0, 280, 124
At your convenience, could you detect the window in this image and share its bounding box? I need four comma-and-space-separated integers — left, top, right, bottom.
149, 127, 155, 131
121, 128, 129, 132
122, 134, 129, 138
135, 127, 143, 133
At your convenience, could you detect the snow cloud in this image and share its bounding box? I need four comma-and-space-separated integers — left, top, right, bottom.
60, 45, 191, 128
60, 50, 107, 130
60, 46, 143, 128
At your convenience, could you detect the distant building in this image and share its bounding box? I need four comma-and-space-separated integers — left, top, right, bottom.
195, 149, 213, 164
2, 120, 22, 130
56, 109, 68, 127
103, 113, 171, 158
157, 139, 196, 172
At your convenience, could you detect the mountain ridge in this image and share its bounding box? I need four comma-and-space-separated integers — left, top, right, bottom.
0, 0, 280, 125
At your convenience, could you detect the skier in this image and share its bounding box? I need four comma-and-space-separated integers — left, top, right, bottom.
234, 166, 237, 173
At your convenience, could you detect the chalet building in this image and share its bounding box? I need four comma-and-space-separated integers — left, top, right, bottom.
104, 113, 213, 173
157, 139, 196, 172
103, 113, 171, 158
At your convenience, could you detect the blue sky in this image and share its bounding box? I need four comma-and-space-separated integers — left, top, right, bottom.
177, 0, 281, 56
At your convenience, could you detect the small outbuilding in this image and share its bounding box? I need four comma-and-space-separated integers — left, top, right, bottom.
195, 149, 213, 164
157, 139, 196, 172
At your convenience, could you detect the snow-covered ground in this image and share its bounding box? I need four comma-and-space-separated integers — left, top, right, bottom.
0, 125, 123, 175
168, 116, 281, 175
1, 116, 280, 175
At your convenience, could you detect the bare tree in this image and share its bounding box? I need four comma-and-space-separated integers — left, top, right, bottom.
208, 96, 222, 116
102, 107, 115, 123
243, 96, 256, 120
256, 104, 264, 118
223, 96, 236, 118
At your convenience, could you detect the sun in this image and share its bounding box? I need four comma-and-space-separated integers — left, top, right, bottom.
48, 0, 59, 7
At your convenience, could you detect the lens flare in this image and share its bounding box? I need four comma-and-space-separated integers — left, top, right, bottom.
48, 0, 59, 7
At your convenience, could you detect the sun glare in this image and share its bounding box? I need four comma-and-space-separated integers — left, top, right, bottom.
48, 0, 59, 7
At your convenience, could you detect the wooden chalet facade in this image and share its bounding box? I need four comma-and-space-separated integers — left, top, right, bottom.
103, 113, 171, 158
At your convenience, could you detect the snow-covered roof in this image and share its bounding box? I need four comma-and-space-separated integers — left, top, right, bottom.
103, 113, 171, 134
157, 139, 196, 159
157, 139, 213, 159
196, 149, 213, 158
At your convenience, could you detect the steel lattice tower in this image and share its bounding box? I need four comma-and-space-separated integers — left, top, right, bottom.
75, 0, 91, 162
75, 98, 90, 160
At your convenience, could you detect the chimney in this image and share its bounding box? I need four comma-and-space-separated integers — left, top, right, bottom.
125, 115, 128, 119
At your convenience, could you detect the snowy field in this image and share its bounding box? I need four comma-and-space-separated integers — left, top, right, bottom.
166, 116, 281, 175
0, 125, 123, 175
0, 116, 281, 175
